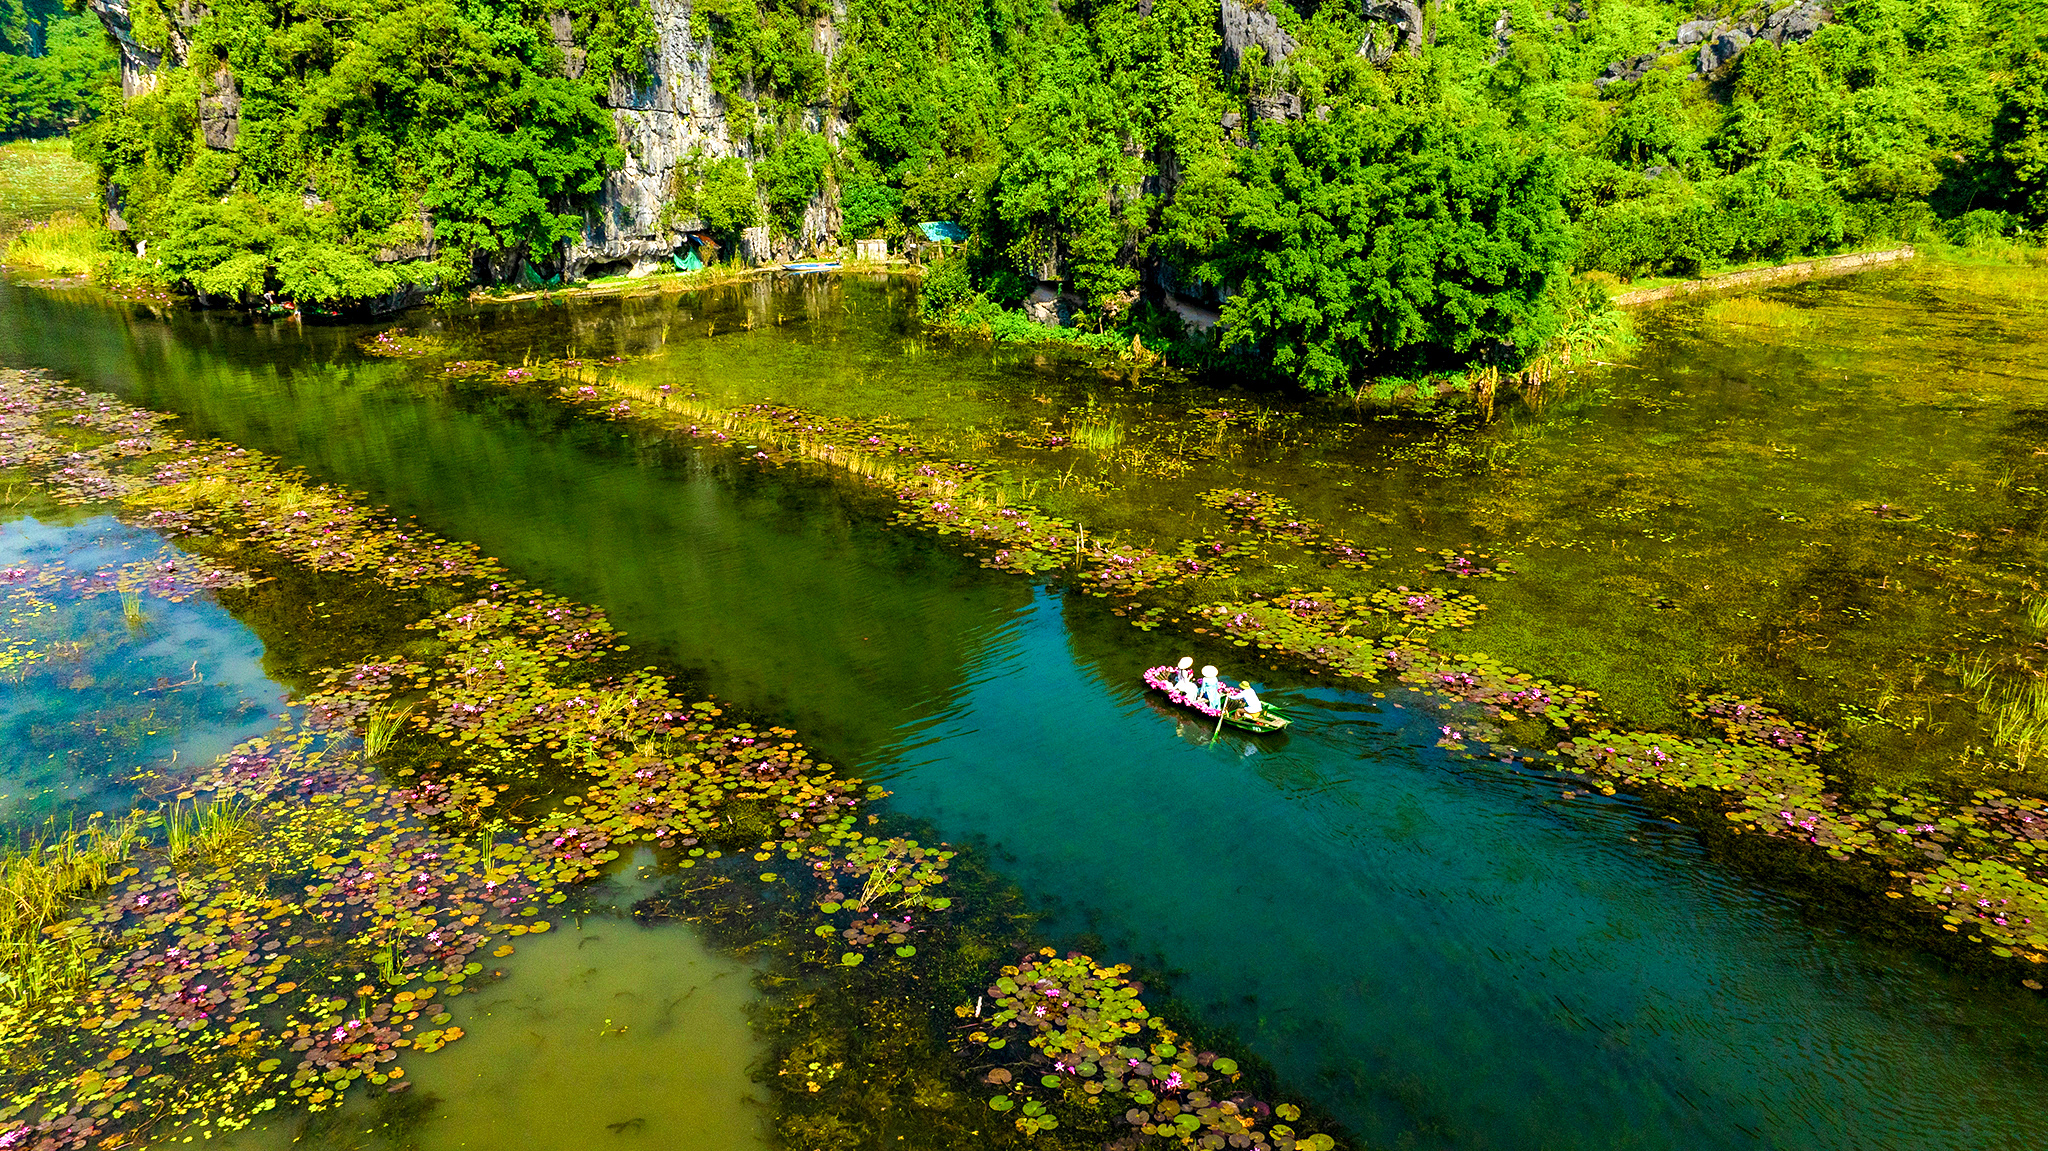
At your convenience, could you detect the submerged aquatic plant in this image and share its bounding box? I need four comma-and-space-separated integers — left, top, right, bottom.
119, 588, 145, 628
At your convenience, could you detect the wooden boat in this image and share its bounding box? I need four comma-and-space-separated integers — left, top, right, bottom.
1142, 666, 1290, 732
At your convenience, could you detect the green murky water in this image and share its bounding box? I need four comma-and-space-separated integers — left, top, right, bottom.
4, 261, 2048, 1149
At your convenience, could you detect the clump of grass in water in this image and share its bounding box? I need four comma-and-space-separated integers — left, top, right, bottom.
2004, 682, 2048, 762
1070, 415, 1123, 452
1703, 296, 1813, 328
163, 797, 253, 868
1955, 653, 1998, 694
0, 817, 140, 1004
1977, 677, 2048, 770
119, 588, 145, 629
363, 701, 416, 757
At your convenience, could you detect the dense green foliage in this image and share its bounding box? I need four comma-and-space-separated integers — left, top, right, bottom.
68, 0, 651, 301
1217, 108, 1572, 388
809, 0, 2048, 386
9, 0, 2048, 382
1537, 0, 2048, 277
0, 1, 115, 138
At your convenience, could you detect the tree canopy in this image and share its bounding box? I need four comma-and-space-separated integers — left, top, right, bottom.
7, 0, 2047, 386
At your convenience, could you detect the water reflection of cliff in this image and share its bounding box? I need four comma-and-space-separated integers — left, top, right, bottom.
0, 276, 1028, 764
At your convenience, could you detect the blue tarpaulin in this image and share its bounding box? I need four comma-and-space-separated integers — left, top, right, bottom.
917, 221, 967, 242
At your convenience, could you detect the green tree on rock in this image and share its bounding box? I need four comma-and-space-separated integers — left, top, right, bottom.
1218, 108, 1571, 393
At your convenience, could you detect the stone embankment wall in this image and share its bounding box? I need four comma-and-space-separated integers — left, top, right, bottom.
1610, 246, 1918, 308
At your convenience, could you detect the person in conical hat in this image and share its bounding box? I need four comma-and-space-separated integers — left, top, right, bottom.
1197, 665, 1223, 710
1238, 680, 1264, 717
1170, 656, 1196, 694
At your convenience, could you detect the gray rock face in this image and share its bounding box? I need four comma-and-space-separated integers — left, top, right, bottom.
1760, 1, 1830, 44
1024, 283, 1062, 326
1697, 28, 1752, 74
1674, 19, 1718, 46
1218, 0, 1297, 74
1359, 0, 1428, 60
199, 65, 239, 150
86, 0, 167, 97
1597, 2, 1831, 87
1248, 91, 1303, 122
1597, 52, 1657, 87
548, 10, 586, 79
563, 0, 843, 276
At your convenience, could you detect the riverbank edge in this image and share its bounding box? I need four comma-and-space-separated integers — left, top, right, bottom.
462, 350, 2048, 982
0, 366, 1349, 1151
462, 256, 916, 306
1610, 246, 1920, 307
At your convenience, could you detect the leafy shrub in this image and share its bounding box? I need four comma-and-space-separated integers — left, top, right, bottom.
837, 167, 901, 239
0, 12, 115, 139
67, 0, 648, 301
759, 131, 829, 238
917, 249, 974, 320
1218, 107, 1573, 391
698, 156, 761, 236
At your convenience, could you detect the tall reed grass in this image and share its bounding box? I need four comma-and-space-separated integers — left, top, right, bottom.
3, 211, 113, 275
363, 702, 415, 758
163, 797, 253, 868
1987, 679, 2048, 770
1, 817, 140, 1004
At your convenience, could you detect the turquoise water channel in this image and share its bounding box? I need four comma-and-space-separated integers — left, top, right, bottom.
0, 515, 284, 826
4, 271, 2047, 1148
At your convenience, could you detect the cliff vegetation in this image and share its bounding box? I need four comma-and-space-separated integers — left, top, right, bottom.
2, 0, 2045, 391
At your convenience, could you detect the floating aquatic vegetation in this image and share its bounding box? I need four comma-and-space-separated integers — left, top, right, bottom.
1191, 586, 1491, 659
0, 368, 1344, 1148
357, 330, 448, 359
1431, 548, 1510, 581
959, 949, 1337, 1150
1196, 490, 1385, 572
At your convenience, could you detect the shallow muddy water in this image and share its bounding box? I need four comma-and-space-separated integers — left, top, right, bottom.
5, 266, 2048, 1149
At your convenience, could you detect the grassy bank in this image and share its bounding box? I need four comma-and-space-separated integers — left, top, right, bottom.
0, 139, 95, 240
